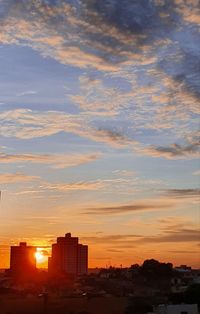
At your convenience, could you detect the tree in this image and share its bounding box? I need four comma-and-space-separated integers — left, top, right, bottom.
141, 259, 173, 277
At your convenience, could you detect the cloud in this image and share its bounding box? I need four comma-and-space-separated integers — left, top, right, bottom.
0, 0, 199, 160
39, 177, 132, 193
81, 226, 199, 248
138, 228, 200, 244
107, 249, 124, 253
0, 0, 165, 69
40, 180, 105, 192
0, 0, 199, 92
0, 172, 39, 184
0, 109, 135, 147
193, 170, 200, 176
142, 142, 200, 159
83, 187, 200, 215
112, 170, 136, 177
167, 250, 199, 254
83, 199, 175, 215
165, 188, 200, 199
137, 218, 200, 244
16, 90, 37, 97
92, 128, 135, 147
72, 71, 199, 158
0, 109, 84, 139
14, 189, 44, 196
81, 234, 142, 245
0, 152, 102, 169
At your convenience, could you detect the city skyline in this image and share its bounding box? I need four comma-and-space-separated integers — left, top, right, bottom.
9, 233, 88, 276
0, 0, 199, 270
6, 234, 197, 272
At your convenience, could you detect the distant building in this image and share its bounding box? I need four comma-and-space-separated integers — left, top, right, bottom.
175, 265, 192, 272
48, 233, 88, 276
10, 242, 36, 276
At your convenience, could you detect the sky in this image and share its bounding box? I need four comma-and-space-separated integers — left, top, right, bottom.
0, 0, 199, 269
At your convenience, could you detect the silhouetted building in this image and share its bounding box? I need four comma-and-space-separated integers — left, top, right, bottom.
10, 242, 36, 276
78, 244, 88, 275
48, 233, 88, 276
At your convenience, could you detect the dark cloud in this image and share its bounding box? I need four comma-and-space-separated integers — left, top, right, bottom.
94, 128, 134, 146
158, 29, 200, 98
107, 248, 124, 253
82, 234, 142, 244
165, 188, 200, 198
81, 227, 199, 248
144, 141, 200, 159
86, 0, 200, 97
83, 200, 174, 215
167, 250, 199, 254
0, 0, 197, 65
138, 228, 200, 244
83, 0, 176, 45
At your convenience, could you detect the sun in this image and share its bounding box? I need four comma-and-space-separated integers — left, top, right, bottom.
35, 249, 45, 264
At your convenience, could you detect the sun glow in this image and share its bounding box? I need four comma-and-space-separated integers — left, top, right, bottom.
35, 249, 46, 264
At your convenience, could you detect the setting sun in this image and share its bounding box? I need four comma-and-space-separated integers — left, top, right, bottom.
35, 250, 46, 264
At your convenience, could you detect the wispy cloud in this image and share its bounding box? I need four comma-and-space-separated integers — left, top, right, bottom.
193, 170, 200, 176
16, 90, 37, 97
39, 177, 133, 193
40, 180, 105, 192
0, 1, 199, 124
2, 107, 198, 160
81, 226, 199, 247
83, 198, 176, 215
0, 152, 102, 169
0, 109, 135, 147
137, 228, 200, 244
81, 234, 142, 245
141, 142, 200, 159
165, 188, 200, 199
83, 187, 200, 215
0, 0, 199, 95
0, 173, 39, 184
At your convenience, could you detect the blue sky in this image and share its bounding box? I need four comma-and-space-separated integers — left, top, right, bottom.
0, 0, 199, 268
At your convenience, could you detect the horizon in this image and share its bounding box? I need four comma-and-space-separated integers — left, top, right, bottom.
1, 232, 200, 270
0, 0, 200, 271
1, 240, 199, 271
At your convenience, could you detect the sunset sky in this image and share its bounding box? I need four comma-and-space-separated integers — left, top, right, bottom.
0, 0, 199, 269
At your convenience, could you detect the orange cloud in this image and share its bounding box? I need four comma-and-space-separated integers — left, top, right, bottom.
0, 173, 39, 184
0, 152, 102, 169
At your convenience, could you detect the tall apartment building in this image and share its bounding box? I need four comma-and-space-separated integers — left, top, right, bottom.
10, 242, 36, 276
78, 244, 88, 275
48, 233, 88, 276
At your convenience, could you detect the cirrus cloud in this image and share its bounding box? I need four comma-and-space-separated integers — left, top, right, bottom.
0, 172, 39, 184
0, 151, 102, 169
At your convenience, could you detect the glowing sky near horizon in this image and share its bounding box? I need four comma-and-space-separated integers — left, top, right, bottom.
0, 0, 199, 269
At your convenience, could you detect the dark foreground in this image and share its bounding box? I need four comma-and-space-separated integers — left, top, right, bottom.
0, 295, 127, 314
